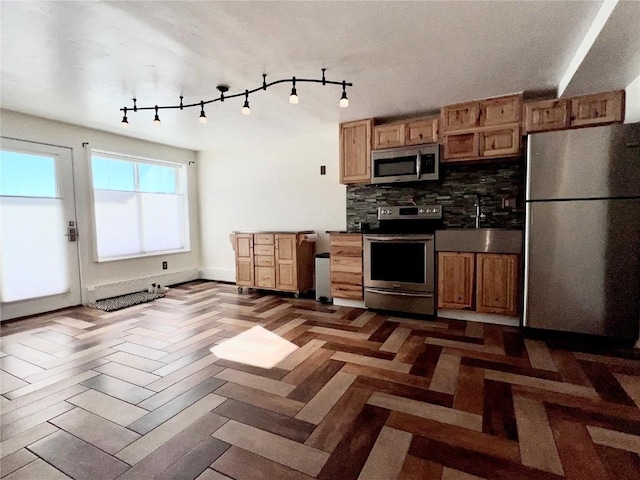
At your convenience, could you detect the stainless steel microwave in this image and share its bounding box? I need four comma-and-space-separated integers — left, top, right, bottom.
371, 144, 439, 184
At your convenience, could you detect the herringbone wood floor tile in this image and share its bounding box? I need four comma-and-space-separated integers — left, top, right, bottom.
1, 280, 640, 479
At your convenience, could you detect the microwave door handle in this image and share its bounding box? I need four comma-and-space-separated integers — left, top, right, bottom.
416, 151, 422, 179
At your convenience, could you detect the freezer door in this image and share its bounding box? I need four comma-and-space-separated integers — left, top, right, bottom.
524, 199, 640, 338
527, 123, 640, 200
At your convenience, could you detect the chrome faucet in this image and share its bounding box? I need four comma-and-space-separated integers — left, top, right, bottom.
474, 194, 485, 229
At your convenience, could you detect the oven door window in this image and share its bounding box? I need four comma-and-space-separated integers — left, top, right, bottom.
370, 242, 425, 283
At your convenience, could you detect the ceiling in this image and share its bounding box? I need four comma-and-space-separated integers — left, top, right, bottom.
1, 1, 637, 151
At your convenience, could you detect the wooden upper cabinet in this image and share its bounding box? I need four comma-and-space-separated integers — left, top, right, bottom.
437, 252, 475, 309
441, 101, 480, 133
405, 119, 439, 145
340, 119, 373, 184
479, 94, 522, 127
476, 254, 518, 316
373, 124, 405, 149
524, 99, 570, 133
480, 125, 520, 158
570, 90, 624, 128
442, 132, 479, 162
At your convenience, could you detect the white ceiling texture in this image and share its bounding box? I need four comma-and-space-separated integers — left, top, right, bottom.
1, 1, 638, 151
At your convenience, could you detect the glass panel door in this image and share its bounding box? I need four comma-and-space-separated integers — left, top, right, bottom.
1, 138, 81, 320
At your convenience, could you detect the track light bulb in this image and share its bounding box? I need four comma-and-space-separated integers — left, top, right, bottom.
153, 106, 161, 125
340, 81, 349, 108
199, 102, 207, 123
289, 87, 299, 105
121, 108, 129, 127
242, 91, 250, 115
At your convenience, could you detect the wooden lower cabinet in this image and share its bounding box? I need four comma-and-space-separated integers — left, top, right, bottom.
330, 234, 363, 300
231, 232, 314, 295
437, 252, 475, 309
438, 252, 519, 316
234, 234, 254, 287
476, 254, 518, 315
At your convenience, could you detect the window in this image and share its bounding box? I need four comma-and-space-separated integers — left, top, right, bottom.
90, 150, 190, 261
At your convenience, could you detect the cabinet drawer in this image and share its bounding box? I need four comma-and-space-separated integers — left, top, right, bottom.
330, 245, 363, 257
331, 284, 363, 300
254, 234, 274, 245
254, 244, 275, 256
331, 271, 362, 287
331, 256, 362, 274
254, 255, 275, 267
330, 234, 363, 248
255, 266, 275, 288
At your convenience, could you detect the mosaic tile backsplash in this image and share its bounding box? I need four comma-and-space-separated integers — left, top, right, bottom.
346, 158, 525, 231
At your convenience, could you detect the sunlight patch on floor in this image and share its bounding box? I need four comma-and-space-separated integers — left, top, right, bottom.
211, 325, 299, 369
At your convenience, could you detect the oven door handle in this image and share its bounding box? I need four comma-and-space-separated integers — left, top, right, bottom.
366, 288, 433, 298
365, 236, 433, 242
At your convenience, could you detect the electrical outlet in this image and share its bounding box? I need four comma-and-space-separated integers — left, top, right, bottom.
501, 198, 517, 209
320, 165, 326, 175
162, 261, 168, 270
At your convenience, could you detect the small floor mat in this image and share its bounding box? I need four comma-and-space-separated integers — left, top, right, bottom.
87, 291, 164, 312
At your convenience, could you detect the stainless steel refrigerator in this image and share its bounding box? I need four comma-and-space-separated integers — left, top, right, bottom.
524, 123, 640, 339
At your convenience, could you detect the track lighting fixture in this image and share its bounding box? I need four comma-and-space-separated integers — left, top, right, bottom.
242, 90, 251, 116
289, 77, 299, 105
118, 69, 352, 125
340, 81, 349, 108
199, 101, 207, 124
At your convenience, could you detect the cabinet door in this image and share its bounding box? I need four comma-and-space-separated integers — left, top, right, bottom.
570, 90, 624, 127
524, 99, 569, 133
405, 119, 438, 145
437, 252, 475, 309
479, 94, 522, 127
340, 119, 373, 184
255, 266, 276, 288
234, 234, 254, 286
442, 133, 479, 161
476, 254, 518, 316
441, 101, 480, 133
479, 125, 520, 158
373, 124, 405, 149
275, 234, 297, 291
330, 234, 363, 300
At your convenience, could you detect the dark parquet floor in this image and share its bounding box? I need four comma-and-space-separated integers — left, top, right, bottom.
1, 280, 640, 479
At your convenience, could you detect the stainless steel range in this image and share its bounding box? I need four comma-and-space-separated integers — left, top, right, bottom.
364, 205, 442, 315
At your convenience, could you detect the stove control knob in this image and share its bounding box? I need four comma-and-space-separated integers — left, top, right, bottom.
433, 208, 438, 214
419, 208, 424, 214
425, 208, 431, 213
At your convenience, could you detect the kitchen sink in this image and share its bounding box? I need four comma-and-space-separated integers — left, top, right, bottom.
435, 228, 523, 254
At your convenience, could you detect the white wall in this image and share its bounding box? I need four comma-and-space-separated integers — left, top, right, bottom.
0, 109, 200, 302
625, 72, 640, 123
198, 126, 346, 282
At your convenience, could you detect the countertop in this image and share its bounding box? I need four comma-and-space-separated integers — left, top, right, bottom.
232, 230, 315, 234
